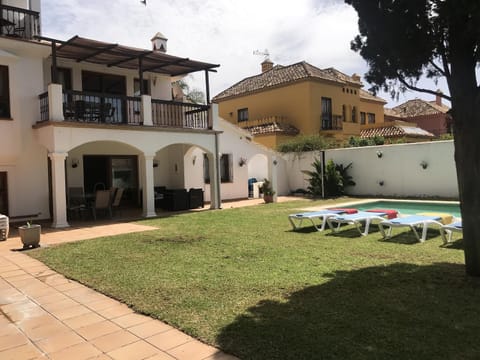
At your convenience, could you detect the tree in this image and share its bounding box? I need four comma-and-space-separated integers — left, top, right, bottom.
173, 79, 206, 104
345, 0, 480, 275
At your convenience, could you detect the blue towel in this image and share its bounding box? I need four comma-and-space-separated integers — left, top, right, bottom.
335, 211, 387, 221
449, 221, 462, 229
389, 215, 441, 224
291, 210, 343, 217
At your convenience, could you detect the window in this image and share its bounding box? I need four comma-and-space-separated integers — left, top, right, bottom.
0, 66, 10, 118
134, 78, 150, 96
352, 106, 357, 123
238, 108, 249, 122
57, 67, 72, 90
360, 112, 366, 125
321, 97, 332, 129
203, 153, 233, 183
368, 113, 376, 124
342, 104, 346, 122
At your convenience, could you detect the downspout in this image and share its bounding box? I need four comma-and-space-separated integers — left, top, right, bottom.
214, 132, 222, 209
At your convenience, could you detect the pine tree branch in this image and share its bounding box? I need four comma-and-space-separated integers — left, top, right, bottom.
396, 73, 452, 101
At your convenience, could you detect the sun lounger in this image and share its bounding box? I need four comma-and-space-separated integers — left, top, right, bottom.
378, 215, 444, 242
440, 220, 462, 244
288, 209, 346, 231
327, 210, 389, 236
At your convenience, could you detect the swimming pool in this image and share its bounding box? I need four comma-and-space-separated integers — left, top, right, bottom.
354, 200, 461, 218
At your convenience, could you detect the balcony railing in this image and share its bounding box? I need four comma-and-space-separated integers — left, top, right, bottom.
152, 99, 209, 129
0, 5, 40, 40
39, 89, 210, 130
321, 115, 343, 130
62, 90, 141, 125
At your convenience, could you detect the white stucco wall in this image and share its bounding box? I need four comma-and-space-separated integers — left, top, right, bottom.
0, 40, 51, 220
286, 141, 458, 199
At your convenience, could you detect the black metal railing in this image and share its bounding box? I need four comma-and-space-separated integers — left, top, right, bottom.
152, 99, 210, 129
39, 92, 49, 122
321, 115, 343, 130
62, 90, 141, 125
39, 90, 210, 129
0, 5, 40, 40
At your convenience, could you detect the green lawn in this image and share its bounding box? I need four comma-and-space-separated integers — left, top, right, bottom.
30, 199, 480, 360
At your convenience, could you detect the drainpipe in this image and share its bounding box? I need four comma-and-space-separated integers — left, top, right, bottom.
321, 150, 325, 199
214, 132, 222, 209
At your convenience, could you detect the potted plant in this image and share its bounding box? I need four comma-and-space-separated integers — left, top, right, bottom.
259, 178, 275, 203
18, 221, 41, 249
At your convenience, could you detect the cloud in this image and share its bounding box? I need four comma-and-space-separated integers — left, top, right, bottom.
41, 0, 449, 107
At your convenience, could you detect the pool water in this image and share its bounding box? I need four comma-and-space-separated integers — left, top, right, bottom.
355, 200, 461, 218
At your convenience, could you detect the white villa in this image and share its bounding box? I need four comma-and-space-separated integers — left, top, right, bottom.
0, 0, 281, 228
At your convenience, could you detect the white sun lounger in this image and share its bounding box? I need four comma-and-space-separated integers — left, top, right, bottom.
378, 215, 443, 243
327, 211, 389, 236
440, 220, 462, 244
288, 209, 345, 231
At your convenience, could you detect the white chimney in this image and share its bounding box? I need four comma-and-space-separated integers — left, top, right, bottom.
436, 89, 443, 106
151, 32, 168, 53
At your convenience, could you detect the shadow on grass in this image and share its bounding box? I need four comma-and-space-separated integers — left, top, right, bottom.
442, 238, 464, 250
380, 229, 441, 245
216, 262, 480, 360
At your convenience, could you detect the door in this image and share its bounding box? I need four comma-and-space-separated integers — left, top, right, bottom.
83, 156, 110, 195
82, 71, 127, 123
0, 172, 8, 215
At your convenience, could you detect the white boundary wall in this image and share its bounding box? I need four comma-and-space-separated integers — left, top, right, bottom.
284, 140, 458, 199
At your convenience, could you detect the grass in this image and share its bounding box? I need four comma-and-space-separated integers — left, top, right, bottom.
29, 198, 480, 360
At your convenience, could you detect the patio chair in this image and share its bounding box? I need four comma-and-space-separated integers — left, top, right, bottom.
327, 210, 391, 236
378, 215, 444, 243
288, 209, 346, 232
67, 187, 87, 220
0, 214, 9, 241
111, 188, 124, 216
91, 190, 113, 220
440, 220, 462, 244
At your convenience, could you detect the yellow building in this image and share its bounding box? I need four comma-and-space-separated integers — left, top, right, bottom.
213, 60, 387, 149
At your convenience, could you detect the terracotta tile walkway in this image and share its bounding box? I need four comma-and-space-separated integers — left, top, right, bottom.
0, 197, 303, 359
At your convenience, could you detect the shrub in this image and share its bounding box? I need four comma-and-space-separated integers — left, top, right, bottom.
277, 135, 332, 153
303, 158, 356, 197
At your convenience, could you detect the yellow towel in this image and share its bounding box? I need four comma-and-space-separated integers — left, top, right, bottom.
418, 212, 453, 225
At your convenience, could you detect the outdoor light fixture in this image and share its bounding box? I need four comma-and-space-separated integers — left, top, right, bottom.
71, 159, 79, 168
238, 157, 247, 167
153, 161, 158, 168
378, 180, 384, 186
420, 161, 428, 169
376, 150, 383, 158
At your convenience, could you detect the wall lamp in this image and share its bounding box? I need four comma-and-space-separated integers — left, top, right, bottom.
376, 150, 383, 158
71, 159, 79, 168
238, 157, 247, 167
420, 161, 428, 169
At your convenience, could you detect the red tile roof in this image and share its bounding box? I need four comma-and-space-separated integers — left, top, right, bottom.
361, 124, 435, 139
213, 61, 370, 101
387, 99, 450, 118
245, 122, 299, 136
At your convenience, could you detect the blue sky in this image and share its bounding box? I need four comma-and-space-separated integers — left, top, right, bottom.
41, 0, 449, 108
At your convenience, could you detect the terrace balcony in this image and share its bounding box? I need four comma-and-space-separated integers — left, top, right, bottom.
39, 88, 211, 130
0, 4, 40, 40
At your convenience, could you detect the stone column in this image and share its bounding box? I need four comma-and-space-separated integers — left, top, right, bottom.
141, 153, 157, 217
141, 95, 152, 126
49, 152, 69, 228
48, 83, 64, 122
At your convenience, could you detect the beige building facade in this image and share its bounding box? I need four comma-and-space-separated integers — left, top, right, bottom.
213, 60, 387, 149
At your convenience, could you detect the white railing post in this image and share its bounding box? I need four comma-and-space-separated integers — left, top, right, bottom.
48, 83, 64, 121
141, 95, 152, 126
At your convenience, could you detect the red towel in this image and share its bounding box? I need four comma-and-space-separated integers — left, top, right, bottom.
328, 208, 358, 214
367, 208, 398, 219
